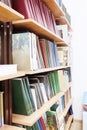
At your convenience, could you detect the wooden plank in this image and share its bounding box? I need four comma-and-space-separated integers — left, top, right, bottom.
0, 124, 26, 130
42, 0, 64, 17
13, 19, 66, 44
12, 92, 64, 126
65, 115, 73, 130
0, 71, 25, 81
25, 66, 71, 75
0, 2, 24, 22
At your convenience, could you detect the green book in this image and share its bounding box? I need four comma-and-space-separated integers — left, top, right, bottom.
49, 72, 56, 95
12, 78, 33, 115
46, 111, 59, 130
23, 77, 36, 111
54, 71, 60, 93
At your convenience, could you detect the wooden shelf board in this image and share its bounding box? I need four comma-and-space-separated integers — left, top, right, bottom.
0, 124, 26, 130
24, 66, 71, 75
0, 2, 24, 22
12, 92, 64, 126
0, 71, 25, 81
56, 16, 72, 31
63, 98, 73, 117
13, 19, 66, 44
42, 0, 64, 17
65, 115, 73, 130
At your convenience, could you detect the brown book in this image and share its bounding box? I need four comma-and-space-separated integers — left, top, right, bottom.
39, 39, 49, 68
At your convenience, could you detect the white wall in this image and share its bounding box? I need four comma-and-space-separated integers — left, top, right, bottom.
62, 0, 87, 120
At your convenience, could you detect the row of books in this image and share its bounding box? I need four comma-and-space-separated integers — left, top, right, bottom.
12, 0, 57, 34
0, 92, 4, 127
58, 69, 71, 91
57, 46, 71, 67
12, 71, 60, 112
46, 103, 73, 130
12, 32, 59, 71
56, 24, 72, 44
56, 0, 71, 24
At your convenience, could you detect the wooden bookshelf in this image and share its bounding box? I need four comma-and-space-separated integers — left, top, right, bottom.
65, 115, 73, 130
42, 0, 64, 17
42, 0, 72, 30
0, 124, 26, 130
63, 98, 73, 117
12, 92, 64, 126
56, 16, 72, 31
0, 71, 25, 81
12, 19, 67, 44
25, 66, 71, 75
0, 2, 24, 22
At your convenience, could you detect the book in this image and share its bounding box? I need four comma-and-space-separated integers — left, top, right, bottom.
0, 92, 4, 126
12, 32, 38, 71
39, 39, 49, 68
56, 24, 69, 43
57, 46, 70, 66
13, 0, 31, 18
49, 71, 60, 95
29, 78, 44, 108
12, 77, 34, 115
36, 37, 45, 69
0, 64, 17, 76
46, 111, 59, 130
39, 116, 46, 130
35, 74, 53, 100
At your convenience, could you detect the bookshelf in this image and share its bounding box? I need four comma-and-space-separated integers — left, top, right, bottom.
0, 2, 24, 22
0, 0, 73, 130
12, 92, 64, 126
0, 1, 25, 130
0, 71, 25, 81
0, 124, 26, 130
13, 19, 66, 45
42, 0, 72, 30
65, 115, 73, 130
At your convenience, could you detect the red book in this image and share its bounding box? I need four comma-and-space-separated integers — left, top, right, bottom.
29, 0, 38, 21
27, 0, 34, 19
50, 13, 57, 34
32, 0, 44, 26
37, 0, 47, 28
12, 0, 30, 18
39, 39, 49, 68
39, 116, 46, 130
42, 3, 52, 31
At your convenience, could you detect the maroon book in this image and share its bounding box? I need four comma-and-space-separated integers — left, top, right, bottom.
37, 0, 47, 28
39, 116, 46, 130
12, 0, 30, 19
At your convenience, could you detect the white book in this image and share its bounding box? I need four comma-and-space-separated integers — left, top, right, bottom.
39, 83, 48, 103
0, 64, 17, 76
30, 87, 37, 110
12, 32, 34, 71
56, 24, 68, 43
